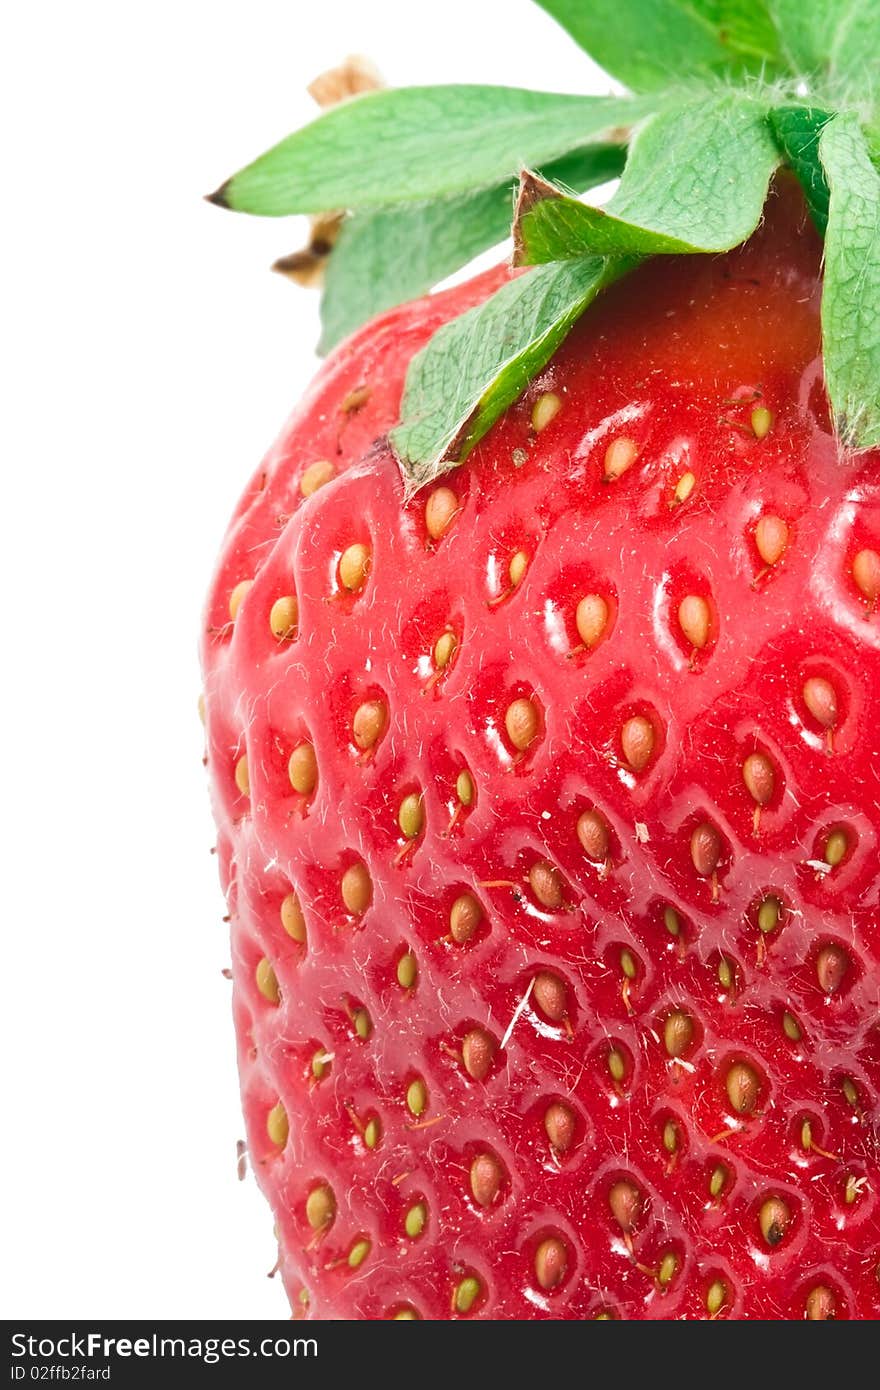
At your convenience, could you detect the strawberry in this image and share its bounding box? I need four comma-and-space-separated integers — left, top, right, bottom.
203, 6, 880, 1319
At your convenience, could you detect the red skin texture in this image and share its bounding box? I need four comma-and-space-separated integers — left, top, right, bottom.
201, 178, 880, 1320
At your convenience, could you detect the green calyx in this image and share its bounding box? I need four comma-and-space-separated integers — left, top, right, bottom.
209, 0, 880, 486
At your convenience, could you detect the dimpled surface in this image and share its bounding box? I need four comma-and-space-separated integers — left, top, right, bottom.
201, 179, 880, 1320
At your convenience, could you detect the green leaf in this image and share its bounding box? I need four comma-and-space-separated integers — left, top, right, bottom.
819, 113, 880, 450
516, 94, 778, 261
533, 0, 783, 91
767, 1, 880, 88
390, 256, 636, 491
318, 145, 626, 353
769, 105, 833, 232
210, 86, 646, 216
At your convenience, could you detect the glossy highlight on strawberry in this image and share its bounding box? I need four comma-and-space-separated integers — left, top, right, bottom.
201, 180, 880, 1320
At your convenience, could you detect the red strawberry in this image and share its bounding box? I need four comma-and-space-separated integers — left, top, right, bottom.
204, 6, 880, 1318
201, 175, 880, 1320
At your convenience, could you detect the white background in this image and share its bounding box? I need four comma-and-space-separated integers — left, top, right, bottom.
2, 1, 608, 1317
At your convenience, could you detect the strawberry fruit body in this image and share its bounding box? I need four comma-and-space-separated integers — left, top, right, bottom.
201, 177, 880, 1320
